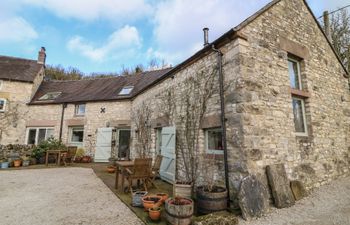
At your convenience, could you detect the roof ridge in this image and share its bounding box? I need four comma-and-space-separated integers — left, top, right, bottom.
0, 55, 36, 63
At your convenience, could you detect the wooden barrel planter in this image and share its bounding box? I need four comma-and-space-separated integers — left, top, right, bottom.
196, 186, 228, 215
165, 197, 193, 225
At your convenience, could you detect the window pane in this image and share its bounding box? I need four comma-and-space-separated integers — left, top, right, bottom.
38, 129, 46, 144
46, 129, 54, 140
292, 98, 306, 133
27, 129, 37, 145
76, 104, 85, 115
288, 60, 301, 89
118, 130, 131, 158
207, 129, 223, 151
118, 86, 134, 95
71, 128, 84, 142
0, 100, 5, 111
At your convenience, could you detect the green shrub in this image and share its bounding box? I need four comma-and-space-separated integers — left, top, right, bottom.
31, 138, 67, 159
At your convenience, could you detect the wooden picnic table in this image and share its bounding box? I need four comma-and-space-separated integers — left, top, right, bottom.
45, 149, 68, 166
115, 160, 134, 191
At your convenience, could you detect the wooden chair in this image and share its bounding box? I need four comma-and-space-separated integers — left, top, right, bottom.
61, 146, 77, 166
124, 158, 152, 193
149, 155, 163, 186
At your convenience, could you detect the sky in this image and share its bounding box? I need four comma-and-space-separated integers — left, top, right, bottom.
0, 0, 349, 74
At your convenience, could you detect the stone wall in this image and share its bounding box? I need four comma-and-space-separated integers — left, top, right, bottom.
235, 0, 350, 190
0, 144, 33, 159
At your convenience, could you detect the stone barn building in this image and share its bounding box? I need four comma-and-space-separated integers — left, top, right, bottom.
0, 0, 349, 203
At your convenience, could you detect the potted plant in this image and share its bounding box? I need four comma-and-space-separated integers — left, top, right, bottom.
0, 159, 9, 169
165, 197, 194, 225
149, 207, 161, 221
106, 165, 116, 173
13, 158, 22, 167
74, 148, 85, 163
131, 191, 148, 207
141, 195, 162, 211
156, 193, 169, 203
196, 154, 228, 215
81, 155, 91, 163
21, 156, 30, 167
173, 181, 192, 199
31, 138, 67, 164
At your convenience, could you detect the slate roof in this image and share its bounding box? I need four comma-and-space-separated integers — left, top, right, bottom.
30, 68, 172, 104
0, 56, 43, 82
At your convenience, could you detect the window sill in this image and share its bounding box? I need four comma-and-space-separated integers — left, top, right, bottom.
295, 132, 308, 137
290, 88, 310, 98
74, 114, 85, 117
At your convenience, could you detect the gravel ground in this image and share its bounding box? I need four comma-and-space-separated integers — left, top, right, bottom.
0, 167, 143, 225
239, 176, 350, 225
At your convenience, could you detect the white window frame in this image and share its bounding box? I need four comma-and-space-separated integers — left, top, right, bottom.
118, 86, 134, 95
0, 98, 6, 112
288, 57, 302, 90
39, 92, 62, 101
69, 126, 84, 144
25, 127, 55, 145
75, 103, 86, 116
292, 97, 308, 136
205, 128, 224, 155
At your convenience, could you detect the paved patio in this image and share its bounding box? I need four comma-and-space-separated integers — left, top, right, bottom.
0, 167, 143, 225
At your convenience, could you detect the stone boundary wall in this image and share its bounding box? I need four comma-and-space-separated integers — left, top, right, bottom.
0, 144, 33, 158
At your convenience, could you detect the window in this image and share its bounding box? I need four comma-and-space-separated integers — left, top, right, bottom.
155, 128, 162, 154
205, 128, 223, 154
0, 99, 6, 112
118, 86, 134, 95
288, 58, 302, 90
75, 104, 86, 116
292, 97, 307, 135
26, 127, 54, 145
70, 127, 84, 143
39, 92, 61, 101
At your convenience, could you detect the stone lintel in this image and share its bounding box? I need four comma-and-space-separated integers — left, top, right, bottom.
279, 37, 309, 60
26, 120, 57, 127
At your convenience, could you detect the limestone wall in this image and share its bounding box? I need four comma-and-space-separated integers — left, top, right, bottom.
236, 0, 350, 189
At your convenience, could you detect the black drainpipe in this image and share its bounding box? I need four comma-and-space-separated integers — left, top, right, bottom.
59, 103, 67, 142
212, 44, 230, 209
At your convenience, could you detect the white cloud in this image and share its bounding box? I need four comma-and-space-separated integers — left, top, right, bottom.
0, 17, 38, 42
151, 0, 271, 64
22, 0, 152, 22
67, 25, 142, 62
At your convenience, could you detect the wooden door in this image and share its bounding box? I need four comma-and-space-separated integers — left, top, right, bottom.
159, 126, 176, 183
94, 128, 112, 162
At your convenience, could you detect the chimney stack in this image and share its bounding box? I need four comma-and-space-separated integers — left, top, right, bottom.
37, 47, 46, 65
203, 28, 209, 47
323, 11, 332, 43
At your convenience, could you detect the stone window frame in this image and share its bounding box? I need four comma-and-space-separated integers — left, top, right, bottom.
25, 127, 54, 145
74, 103, 86, 116
0, 98, 6, 112
205, 127, 224, 155
288, 55, 310, 137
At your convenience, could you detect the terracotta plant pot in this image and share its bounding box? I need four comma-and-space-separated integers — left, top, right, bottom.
149, 207, 161, 221
74, 157, 82, 163
81, 156, 91, 163
142, 196, 162, 211
107, 166, 116, 173
13, 159, 21, 167
156, 193, 169, 203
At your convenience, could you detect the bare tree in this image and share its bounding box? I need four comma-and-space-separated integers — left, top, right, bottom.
329, 9, 350, 72
0, 102, 21, 142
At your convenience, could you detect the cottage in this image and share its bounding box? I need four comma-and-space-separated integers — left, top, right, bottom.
0, 0, 349, 203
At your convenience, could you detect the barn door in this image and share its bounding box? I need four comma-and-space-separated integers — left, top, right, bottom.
94, 128, 113, 162
159, 126, 176, 183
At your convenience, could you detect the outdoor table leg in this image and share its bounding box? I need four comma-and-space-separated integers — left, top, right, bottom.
45, 151, 49, 166
115, 166, 120, 189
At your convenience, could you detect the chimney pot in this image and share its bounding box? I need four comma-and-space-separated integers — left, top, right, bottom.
38, 47, 46, 65
203, 27, 209, 47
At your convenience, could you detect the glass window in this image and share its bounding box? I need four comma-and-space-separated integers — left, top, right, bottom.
292, 97, 307, 135
206, 128, 223, 154
288, 58, 302, 90
118, 129, 131, 158
75, 104, 86, 116
156, 128, 162, 154
39, 92, 61, 101
0, 99, 6, 112
118, 86, 134, 95
26, 127, 54, 145
71, 127, 84, 143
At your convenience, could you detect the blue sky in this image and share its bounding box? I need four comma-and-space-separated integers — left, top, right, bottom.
0, 0, 349, 74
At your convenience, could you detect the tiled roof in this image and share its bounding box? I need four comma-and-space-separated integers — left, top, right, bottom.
0, 56, 43, 82
30, 68, 172, 104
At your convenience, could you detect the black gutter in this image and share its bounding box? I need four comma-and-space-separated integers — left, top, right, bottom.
59, 103, 67, 142
212, 44, 230, 209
